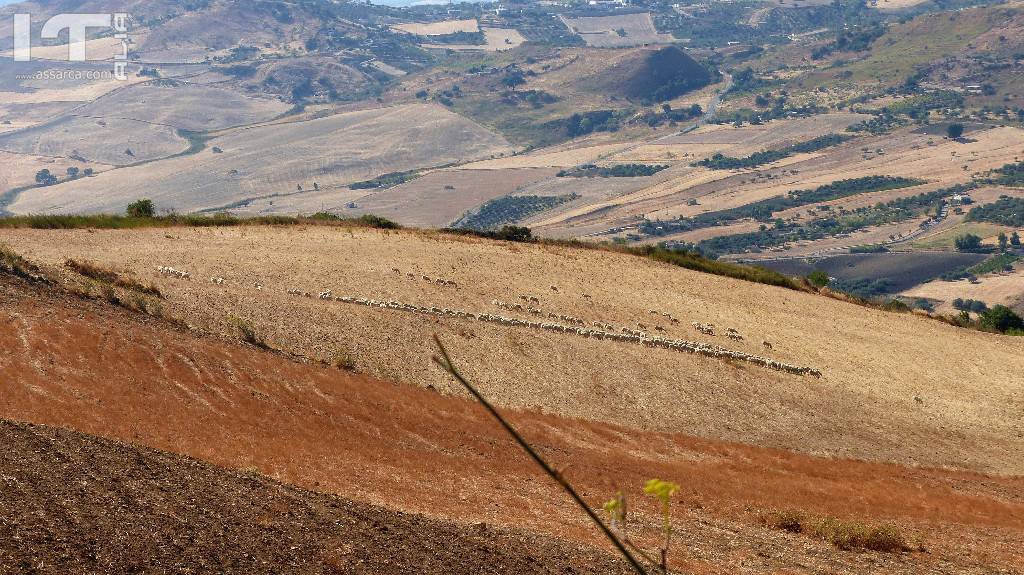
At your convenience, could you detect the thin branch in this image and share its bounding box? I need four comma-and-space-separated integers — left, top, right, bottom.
432, 334, 649, 575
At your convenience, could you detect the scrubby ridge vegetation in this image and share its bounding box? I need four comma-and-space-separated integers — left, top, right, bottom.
696, 134, 852, 170
557, 164, 668, 178
0, 212, 402, 231
455, 194, 579, 230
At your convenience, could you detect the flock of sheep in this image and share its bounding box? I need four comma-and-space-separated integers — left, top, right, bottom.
159, 264, 817, 378
287, 291, 822, 378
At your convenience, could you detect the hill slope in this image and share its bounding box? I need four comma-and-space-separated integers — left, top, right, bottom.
585, 46, 716, 102
1, 268, 1022, 574
3, 225, 1024, 476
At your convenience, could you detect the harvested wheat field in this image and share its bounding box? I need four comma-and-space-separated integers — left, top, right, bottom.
0, 151, 108, 201
1, 273, 1022, 574
423, 28, 527, 52
560, 13, 675, 48
6, 104, 514, 215
902, 264, 1024, 314
75, 82, 293, 132
0, 114, 189, 165
392, 19, 480, 36
4, 225, 1023, 477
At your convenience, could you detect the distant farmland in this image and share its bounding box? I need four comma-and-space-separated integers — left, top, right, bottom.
561, 13, 675, 48
7, 103, 514, 215
758, 252, 988, 293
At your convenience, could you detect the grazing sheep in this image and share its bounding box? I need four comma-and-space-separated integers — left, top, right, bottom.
913, 395, 924, 404
156, 266, 190, 280
550, 285, 558, 292
692, 322, 715, 336
319, 293, 821, 378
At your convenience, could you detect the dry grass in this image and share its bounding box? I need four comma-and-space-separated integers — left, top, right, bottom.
761, 510, 913, 553
65, 259, 162, 298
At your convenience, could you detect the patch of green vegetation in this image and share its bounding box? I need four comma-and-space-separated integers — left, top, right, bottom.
985, 162, 1024, 188
829, 277, 897, 299
967, 253, 1020, 275
557, 164, 668, 178
349, 170, 419, 190
696, 134, 851, 170
761, 509, 911, 553
811, 24, 885, 60
424, 31, 486, 45
455, 194, 579, 230
827, 8, 996, 86
849, 244, 889, 254
911, 222, 1007, 251
642, 246, 798, 290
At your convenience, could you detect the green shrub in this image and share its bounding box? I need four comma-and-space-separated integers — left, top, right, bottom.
126, 199, 155, 218
978, 305, 1024, 333
807, 270, 830, 287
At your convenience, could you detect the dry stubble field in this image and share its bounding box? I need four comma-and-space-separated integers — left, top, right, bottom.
4, 225, 1023, 476
7, 103, 514, 215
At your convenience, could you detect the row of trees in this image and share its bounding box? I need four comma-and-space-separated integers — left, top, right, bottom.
35, 167, 95, 187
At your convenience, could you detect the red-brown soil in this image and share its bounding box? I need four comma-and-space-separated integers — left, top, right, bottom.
1, 274, 1022, 574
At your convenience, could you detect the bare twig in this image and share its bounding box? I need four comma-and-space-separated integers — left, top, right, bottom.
432, 334, 649, 575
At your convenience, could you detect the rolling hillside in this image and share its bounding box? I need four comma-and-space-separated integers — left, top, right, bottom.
1, 254, 1022, 574
3, 224, 1023, 475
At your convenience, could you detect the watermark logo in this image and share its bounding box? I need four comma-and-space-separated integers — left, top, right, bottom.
13, 13, 130, 80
